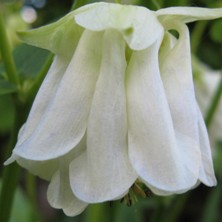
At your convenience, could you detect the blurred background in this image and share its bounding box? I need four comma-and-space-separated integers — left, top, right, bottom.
0, 0, 222, 221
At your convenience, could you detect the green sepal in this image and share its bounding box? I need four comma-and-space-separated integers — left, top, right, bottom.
17, 12, 83, 59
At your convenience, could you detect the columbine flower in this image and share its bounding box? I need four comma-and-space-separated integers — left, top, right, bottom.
193, 58, 222, 149
5, 2, 222, 216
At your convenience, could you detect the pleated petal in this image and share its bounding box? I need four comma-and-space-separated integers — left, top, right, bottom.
70, 30, 137, 203
160, 22, 216, 186
127, 37, 199, 195
160, 22, 201, 174
47, 169, 88, 216
157, 7, 222, 24
75, 2, 163, 50
197, 107, 217, 186
13, 30, 103, 161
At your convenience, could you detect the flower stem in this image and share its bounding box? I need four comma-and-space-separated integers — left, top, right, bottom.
0, 4, 24, 221
205, 75, 222, 129
71, 0, 89, 10
0, 101, 26, 222
0, 163, 20, 222
150, 0, 161, 10
84, 203, 110, 222
163, 194, 189, 222
0, 4, 20, 85
26, 173, 42, 221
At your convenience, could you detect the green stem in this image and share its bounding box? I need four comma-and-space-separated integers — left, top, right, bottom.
164, 194, 189, 222
71, 0, 89, 10
0, 163, 20, 222
84, 203, 110, 222
205, 75, 222, 129
191, 21, 208, 54
150, 198, 165, 222
140, 0, 161, 10
0, 101, 26, 222
0, 5, 20, 85
26, 173, 41, 222
202, 186, 222, 222
150, 0, 161, 10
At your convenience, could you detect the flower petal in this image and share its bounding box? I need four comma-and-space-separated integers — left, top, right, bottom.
16, 157, 58, 180
75, 2, 163, 50
47, 169, 88, 216
70, 30, 137, 203
127, 37, 199, 195
13, 30, 103, 161
197, 107, 217, 186
159, 22, 201, 179
157, 7, 222, 23
14, 56, 68, 149
7, 134, 86, 180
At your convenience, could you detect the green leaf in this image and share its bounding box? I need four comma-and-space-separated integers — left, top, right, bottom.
13, 43, 50, 79
0, 79, 17, 95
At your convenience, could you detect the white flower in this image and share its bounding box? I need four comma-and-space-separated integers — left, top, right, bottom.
5, 2, 222, 216
193, 58, 222, 149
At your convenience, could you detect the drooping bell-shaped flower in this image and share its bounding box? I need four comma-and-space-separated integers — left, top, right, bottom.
5, 2, 222, 216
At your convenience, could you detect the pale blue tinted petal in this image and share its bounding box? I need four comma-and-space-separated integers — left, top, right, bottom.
127, 37, 199, 194
70, 30, 137, 203
75, 2, 163, 50
13, 30, 102, 161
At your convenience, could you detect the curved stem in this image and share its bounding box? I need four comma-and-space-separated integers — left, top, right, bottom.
151, 0, 161, 10
71, 0, 89, 10
0, 5, 20, 85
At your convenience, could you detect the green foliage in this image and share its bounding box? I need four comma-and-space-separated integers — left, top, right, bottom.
0, 95, 15, 134
13, 43, 50, 79
210, 20, 222, 44
0, 79, 17, 95
0, 181, 32, 222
